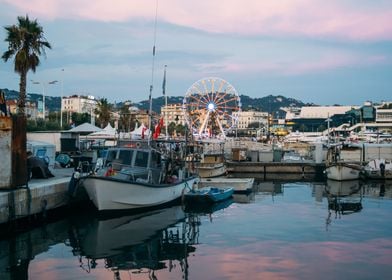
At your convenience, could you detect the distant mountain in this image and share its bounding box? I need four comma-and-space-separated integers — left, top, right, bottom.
2, 88, 308, 114
1, 88, 61, 111
131, 94, 307, 114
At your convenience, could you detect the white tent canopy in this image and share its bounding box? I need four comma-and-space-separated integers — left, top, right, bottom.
130, 123, 151, 140
87, 123, 117, 139
69, 122, 102, 133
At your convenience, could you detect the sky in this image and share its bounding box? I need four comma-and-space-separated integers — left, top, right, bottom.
0, 0, 391, 105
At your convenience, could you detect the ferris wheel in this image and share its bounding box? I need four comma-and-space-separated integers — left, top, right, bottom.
182, 77, 241, 137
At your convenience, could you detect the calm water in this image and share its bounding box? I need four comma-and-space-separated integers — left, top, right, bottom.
1, 180, 392, 280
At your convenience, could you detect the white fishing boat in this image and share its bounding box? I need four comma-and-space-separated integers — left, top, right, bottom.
80, 141, 198, 211
324, 143, 362, 181
197, 139, 227, 178
324, 162, 362, 181
363, 159, 392, 180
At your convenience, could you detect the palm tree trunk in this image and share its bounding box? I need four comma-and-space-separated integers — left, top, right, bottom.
17, 70, 27, 115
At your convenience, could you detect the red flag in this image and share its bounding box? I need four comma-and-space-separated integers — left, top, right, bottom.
153, 118, 164, 139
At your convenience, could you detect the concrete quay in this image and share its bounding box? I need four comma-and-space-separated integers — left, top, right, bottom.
0, 168, 78, 225
226, 160, 326, 178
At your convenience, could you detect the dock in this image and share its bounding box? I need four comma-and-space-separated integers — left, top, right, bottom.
226, 160, 326, 179
0, 168, 79, 225
199, 177, 254, 193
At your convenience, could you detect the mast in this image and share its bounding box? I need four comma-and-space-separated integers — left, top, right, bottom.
163, 65, 168, 139
148, 0, 159, 145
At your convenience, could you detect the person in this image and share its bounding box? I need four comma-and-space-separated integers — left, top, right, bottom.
27, 151, 54, 180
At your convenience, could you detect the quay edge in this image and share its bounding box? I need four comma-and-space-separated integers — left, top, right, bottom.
226, 161, 326, 178
0, 168, 85, 226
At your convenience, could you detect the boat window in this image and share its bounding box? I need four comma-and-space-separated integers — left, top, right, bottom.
134, 151, 149, 168
105, 150, 117, 164
150, 151, 161, 168
118, 150, 133, 166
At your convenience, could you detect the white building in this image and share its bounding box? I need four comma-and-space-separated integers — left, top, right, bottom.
298, 106, 357, 119
62, 95, 97, 114
232, 110, 268, 129
376, 109, 392, 123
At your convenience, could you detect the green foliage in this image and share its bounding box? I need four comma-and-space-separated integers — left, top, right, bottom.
2, 15, 51, 115
94, 98, 113, 128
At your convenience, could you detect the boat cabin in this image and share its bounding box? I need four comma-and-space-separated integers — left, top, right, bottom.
101, 147, 163, 183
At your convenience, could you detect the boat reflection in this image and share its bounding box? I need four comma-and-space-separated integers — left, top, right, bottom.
68, 205, 199, 278
325, 180, 363, 229
183, 198, 233, 214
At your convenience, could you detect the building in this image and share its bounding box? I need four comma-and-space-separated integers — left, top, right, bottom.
284, 105, 358, 132
62, 94, 97, 124
376, 109, 392, 123
62, 95, 97, 115
6, 99, 39, 119
161, 103, 186, 125
232, 110, 268, 129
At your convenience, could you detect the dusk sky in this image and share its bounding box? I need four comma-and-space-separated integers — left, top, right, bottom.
1, 0, 391, 105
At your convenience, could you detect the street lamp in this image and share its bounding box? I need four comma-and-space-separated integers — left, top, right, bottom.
60, 69, 64, 129
31, 80, 58, 119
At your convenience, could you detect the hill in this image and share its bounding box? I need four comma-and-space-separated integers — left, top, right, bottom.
2, 88, 308, 114
132, 94, 307, 114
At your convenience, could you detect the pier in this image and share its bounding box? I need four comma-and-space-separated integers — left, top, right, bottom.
0, 168, 79, 226
226, 160, 326, 179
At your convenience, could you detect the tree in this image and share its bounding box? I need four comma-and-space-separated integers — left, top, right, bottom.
94, 98, 113, 128
119, 104, 131, 132
2, 15, 51, 115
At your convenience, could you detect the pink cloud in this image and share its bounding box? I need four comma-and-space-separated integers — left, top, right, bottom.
4, 0, 392, 41
195, 51, 386, 76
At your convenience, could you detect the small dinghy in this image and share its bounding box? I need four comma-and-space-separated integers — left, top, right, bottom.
184, 187, 234, 204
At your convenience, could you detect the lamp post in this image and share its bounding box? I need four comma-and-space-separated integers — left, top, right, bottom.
31, 80, 58, 119
60, 69, 64, 129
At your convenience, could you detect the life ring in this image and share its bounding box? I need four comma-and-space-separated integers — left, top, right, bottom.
136, 142, 141, 148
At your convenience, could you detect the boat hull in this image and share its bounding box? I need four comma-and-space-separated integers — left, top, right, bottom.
325, 164, 361, 181
363, 159, 392, 180
184, 187, 234, 204
82, 176, 197, 211
198, 163, 227, 178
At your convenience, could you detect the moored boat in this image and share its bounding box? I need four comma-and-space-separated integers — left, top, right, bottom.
188, 139, 227, 178
80, 140, 198, 211
363, 159, 392, 180
184, 186, 234, 204
324, 162, 363, 181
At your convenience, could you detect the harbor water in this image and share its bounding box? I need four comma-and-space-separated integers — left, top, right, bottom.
1, 180, 391, 280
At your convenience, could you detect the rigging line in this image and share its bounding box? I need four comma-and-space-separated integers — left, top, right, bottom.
148, 0, 159, 143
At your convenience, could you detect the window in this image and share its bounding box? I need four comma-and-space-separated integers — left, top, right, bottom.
105, 150, 117, 165
118, 150, 133, 166
134, 151, 149, 167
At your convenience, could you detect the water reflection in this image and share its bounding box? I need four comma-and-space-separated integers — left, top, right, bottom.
68, 206, 199, 279
183, 198, 233, 214
1, 180, 391, 279
325, 180, 363, 231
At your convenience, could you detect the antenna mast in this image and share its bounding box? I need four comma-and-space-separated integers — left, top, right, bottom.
148, 0, 159, 145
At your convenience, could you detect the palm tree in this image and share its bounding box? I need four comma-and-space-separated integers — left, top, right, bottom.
119, 103, 131, 132
2, 15, 51, 115
94, 98, 113, 128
